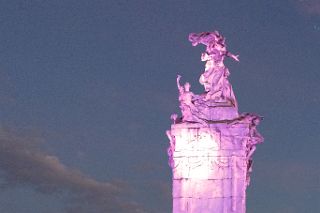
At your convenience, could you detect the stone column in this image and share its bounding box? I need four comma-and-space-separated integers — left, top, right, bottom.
167, 31, 263, 213
169, 121, 255, 213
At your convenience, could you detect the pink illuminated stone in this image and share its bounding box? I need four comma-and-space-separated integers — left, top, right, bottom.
167, 31, 263, 213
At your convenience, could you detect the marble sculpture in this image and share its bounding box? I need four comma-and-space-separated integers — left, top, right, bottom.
166, 31, 263, 213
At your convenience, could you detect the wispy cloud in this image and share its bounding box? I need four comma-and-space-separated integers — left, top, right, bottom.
0, 127, 146, 213
296, 0, 320, 15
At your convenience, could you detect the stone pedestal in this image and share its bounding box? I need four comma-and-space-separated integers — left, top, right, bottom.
169, 122, 253, 213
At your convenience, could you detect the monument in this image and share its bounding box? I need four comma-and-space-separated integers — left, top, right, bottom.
166, 31, 263, 213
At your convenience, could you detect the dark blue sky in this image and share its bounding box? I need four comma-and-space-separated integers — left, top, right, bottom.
0, 1, 319, 212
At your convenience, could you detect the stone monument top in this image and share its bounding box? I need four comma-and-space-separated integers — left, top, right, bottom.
167, 31, 264, 213
176, 31, 242, 123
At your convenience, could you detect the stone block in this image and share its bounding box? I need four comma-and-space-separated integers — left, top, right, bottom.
220, 135, 247, 150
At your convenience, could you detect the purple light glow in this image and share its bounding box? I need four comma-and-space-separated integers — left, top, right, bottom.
167, 31, 263, 213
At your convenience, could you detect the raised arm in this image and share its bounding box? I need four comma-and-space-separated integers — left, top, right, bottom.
176, 75, 184, 94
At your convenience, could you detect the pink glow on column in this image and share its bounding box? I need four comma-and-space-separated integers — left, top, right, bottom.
167, 31, 263, 213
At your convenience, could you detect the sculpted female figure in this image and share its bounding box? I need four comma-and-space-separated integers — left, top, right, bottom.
189, 31, 238, 107
176, 75, 204, 122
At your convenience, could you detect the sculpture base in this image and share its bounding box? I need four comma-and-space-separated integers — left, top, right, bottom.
169, 121, 252, 213
202, 106, 238, 121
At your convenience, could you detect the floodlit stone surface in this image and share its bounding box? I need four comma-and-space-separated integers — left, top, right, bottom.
167, 31, 263, 213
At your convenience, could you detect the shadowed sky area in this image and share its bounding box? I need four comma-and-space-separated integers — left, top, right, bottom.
0, 0, 319, 212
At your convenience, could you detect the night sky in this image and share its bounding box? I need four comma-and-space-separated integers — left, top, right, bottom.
0, 1, 319, 213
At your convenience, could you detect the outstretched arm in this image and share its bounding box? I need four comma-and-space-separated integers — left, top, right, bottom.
226, 51, 239, 62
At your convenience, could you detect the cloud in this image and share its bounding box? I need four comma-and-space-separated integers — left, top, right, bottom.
0, 127, 146, 213
296, 0, 320, 15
